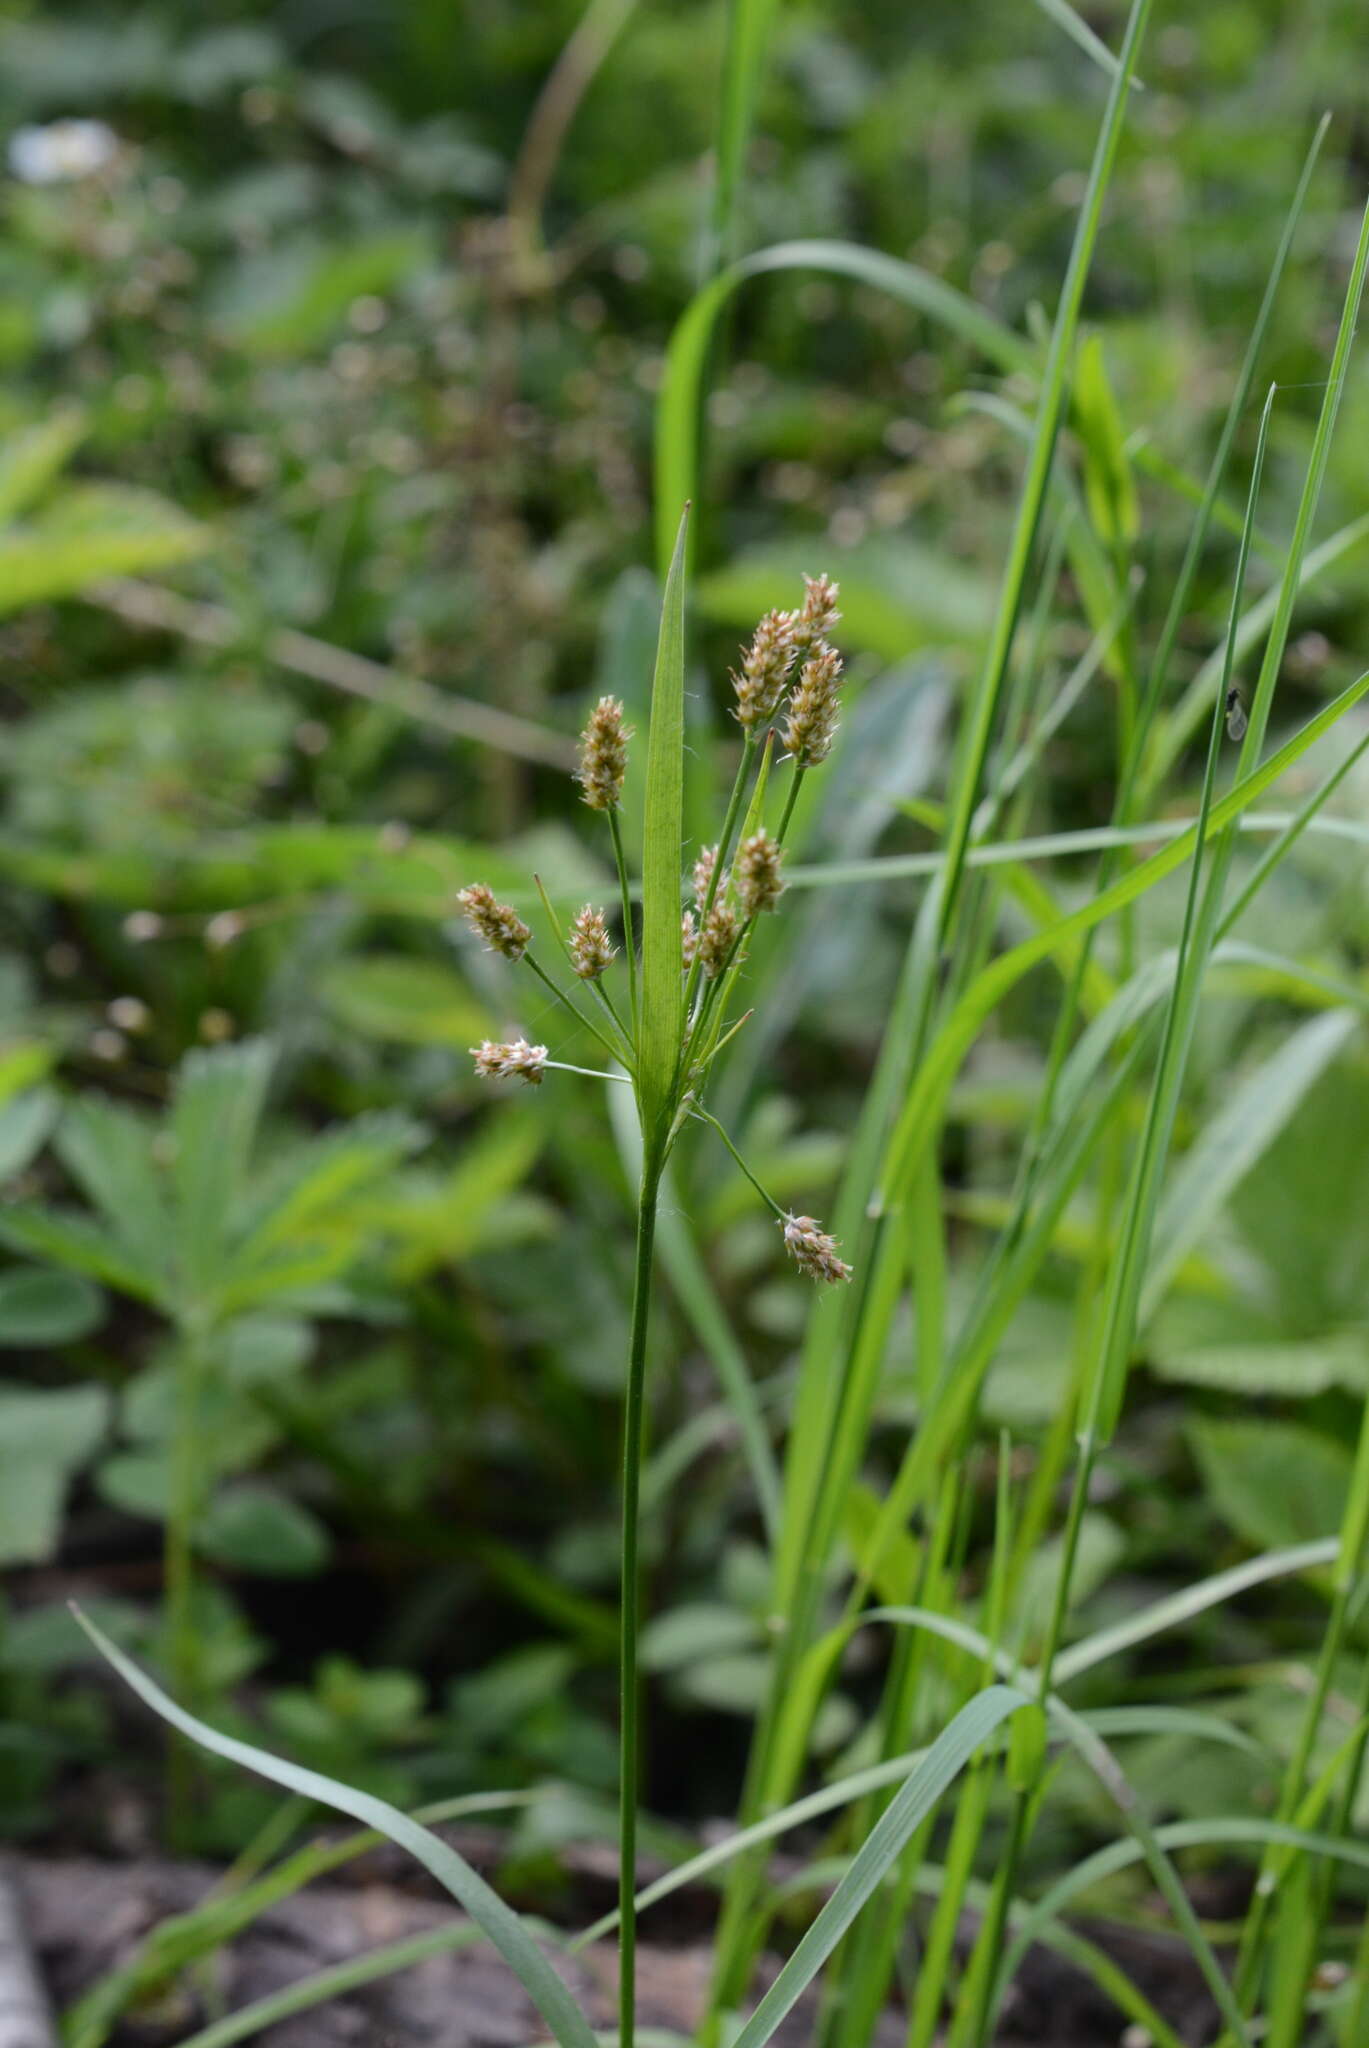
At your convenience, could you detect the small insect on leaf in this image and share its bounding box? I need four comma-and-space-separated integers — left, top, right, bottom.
1225, 686, 1248, 743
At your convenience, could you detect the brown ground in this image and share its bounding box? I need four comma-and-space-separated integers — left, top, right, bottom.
15, 1850, 1219, 2047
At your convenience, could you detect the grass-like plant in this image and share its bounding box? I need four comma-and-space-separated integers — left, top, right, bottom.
65, 1, 1369, 2043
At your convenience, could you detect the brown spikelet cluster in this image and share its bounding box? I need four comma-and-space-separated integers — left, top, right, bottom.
576, 695, 632, 810
698, 900, 739, 979
731, 609, 798, 733
681, 909, 698, 968
456, 883, 531, 961
792, 572, 841, 658
692, 844, 718, 910
569, 904, 615, 980
735, 829, 785, 917
471, 1038, 548, 1085
781, 1211, 852, 1285
782, 644, 844, 768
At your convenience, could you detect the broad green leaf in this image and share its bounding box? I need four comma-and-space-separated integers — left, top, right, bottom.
1188, 1417, 1352, 1553
317, 954, 489, 1047
0, 1382, 108, 1562
637, 505, 689, 1148
197, 1485, 330, 1576
0, 1043, 53, 1108
640, 1602, 760, 1673
729, 1686, 1028, 2048
1144, 1009, 1360, 1324
0, 484, 210, 616
72, 1610, 600, 2048
0, 408, 85, 525
0, 1085, 57, 1183
0, 1266, 103, 1346
172, 1039, 275, 1308
231, 1111, 424, 1268
0, 1204, 164, 1303
55, 1096, 170, 1291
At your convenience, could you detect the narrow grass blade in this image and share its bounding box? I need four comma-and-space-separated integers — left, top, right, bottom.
70, 1608, 600, 2048
704, 0, 781, 278
1032, 0, 1140, 83
637, 505, 689, 1147
875, 663, 1369, 1213
1055, 1537, 1339, 1684
729, 1686, 1028, 2048
935, 0, 1154, 933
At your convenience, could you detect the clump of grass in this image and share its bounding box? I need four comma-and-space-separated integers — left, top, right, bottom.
64, 4, 1369, 2045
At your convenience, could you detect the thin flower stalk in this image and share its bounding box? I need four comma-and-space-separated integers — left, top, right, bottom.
460, 565, 845, 2048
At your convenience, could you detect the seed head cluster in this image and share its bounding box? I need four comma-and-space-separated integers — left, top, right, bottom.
576, 695, 631, 810
471, 1038, 548, 1085
697, 900, 739, 979
456, 883, 531, 961
792, 572, 842, 657
781, 1212, 853, 1285
732, 608, 798, 733
461, 570, 852, 1284
782, 644, 844, 768
735, 828, 785, 917
569, 904, 615, 980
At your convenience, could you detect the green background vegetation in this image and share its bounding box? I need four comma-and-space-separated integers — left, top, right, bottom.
2, 2, 1369, 2038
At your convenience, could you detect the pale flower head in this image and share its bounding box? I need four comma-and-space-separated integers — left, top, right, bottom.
732, 609, 798, 733
456, 883, 531, 962
781, 1211, 852, 1285
735, 828, 785, 917
471, 1038, 548, 1085
569, 904, 615, 980
576, 695, 631, 810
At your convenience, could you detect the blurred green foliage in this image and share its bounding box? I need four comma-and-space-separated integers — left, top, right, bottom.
1, 0, 1368, 1896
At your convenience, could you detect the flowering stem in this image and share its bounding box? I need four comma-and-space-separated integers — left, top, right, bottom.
608, 806, 640, 1037
589, 974, 633, 1055
776, 762, 806, 841
546, 1060, 632, 1082
618, 1141, 665, 2048
689, 1105, 784, 1218
524, 953, 627, 1065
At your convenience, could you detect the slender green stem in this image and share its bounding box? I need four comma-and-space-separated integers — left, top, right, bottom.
775, 763, 805, 841
524, 952, 628, 1064
619, 1143, 665, 2048
608, 805, 640, 1036
690, 1105, 784, 1217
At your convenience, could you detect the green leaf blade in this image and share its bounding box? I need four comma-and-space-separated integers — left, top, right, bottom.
71, 1608, 600, 2048
637, 504, 690, 1149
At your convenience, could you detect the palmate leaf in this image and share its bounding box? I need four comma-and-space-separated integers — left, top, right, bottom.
172, 1040, 276, 1310
71, 1608, 600, 2048
0, 483, 210, 615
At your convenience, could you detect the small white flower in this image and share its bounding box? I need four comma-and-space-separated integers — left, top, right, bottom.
471, 1039, 548, 1086
781, 1212, 853, 1285
8, 119, 120, 186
